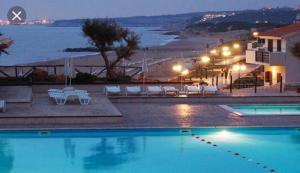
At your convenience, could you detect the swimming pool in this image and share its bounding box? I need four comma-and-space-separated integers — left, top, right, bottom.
0, 128, 299, 173
221, 104, 300, 115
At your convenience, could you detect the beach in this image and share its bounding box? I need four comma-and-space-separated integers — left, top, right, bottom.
22, 30, 249, 81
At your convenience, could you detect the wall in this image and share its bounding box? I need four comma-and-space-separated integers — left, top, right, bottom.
284, 33, 300, 86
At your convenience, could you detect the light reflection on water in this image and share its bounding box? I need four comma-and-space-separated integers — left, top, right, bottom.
0, 128, 298, 173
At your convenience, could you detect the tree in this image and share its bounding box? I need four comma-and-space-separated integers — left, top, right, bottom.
0, 33, 13, 55
292, 42, 300, 59
82, 19, 140, 80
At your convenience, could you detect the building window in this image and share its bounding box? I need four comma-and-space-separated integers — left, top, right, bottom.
277, 40, 281, 52
258, 38, 265, 44
268, 39, 273, 52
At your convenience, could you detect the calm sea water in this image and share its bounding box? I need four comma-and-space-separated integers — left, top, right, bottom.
0, 25, 176, 65
0, 128, 299, 173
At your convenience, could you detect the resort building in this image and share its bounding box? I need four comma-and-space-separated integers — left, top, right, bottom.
246, 23, 300, 89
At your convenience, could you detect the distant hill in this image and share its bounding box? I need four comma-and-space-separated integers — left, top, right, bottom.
51, 7, 299, 32
51, 12, 204, 29
187, 8, 299, 32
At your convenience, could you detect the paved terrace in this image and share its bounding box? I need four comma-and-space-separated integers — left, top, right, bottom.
0, 85, 299, 129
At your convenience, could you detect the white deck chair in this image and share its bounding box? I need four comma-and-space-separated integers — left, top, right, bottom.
0, 100, 6, 112
104, 86, 122, 96
125, 86, 142, 96
203, 86, 218, 95
78, 95, 92, 105
51, 93, 67, 105
163, 86, 179, 96
146, 86, 163, 96
184, 85, 201, 95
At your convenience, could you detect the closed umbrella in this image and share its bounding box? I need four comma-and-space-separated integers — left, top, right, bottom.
142, 51, 148, 91
64, 58, 75, 87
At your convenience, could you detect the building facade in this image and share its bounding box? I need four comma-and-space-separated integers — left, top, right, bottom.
246, 24, 300, 89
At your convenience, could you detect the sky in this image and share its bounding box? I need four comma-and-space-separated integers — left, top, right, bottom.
0, 0, 299, 20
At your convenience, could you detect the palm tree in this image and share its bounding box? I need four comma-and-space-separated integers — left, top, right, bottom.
82, 19, 140, 80
292, 42, 300, 59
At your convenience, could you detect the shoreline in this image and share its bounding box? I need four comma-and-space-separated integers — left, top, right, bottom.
13, 30, 249, 80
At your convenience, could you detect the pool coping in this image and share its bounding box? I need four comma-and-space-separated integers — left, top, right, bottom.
219, 104, 300, 116
0, 125, 299, 132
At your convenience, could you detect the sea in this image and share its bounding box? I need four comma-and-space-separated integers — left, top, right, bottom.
0, 25, 176, 65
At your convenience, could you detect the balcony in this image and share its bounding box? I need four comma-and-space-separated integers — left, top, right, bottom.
246, 50, 286, 66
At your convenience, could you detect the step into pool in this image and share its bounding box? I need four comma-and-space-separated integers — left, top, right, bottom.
0, 128, 299, 173
221, 104, 300, 115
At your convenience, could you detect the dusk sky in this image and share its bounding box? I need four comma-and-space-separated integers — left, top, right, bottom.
0, 0, 299, 20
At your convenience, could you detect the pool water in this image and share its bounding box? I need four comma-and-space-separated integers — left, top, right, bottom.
0, 128, 299, 173
222, 104, 300, 115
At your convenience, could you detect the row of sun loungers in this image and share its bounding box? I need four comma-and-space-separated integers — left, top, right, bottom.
48, 88, 91, 105
104, 85, 218, 96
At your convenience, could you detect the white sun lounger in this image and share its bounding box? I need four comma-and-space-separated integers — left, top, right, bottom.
0, 100, 6, 112
184, 85, 201, 95
203, 86, 218, 95
163, 86, 179, 96
50, 93, 67, 105
104, 86, 122, 96
146, 86, 163, 96
78, 95, 92, 105
125, 86, 142, 96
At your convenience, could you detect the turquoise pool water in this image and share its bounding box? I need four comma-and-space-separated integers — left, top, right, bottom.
0, 128, 299, 173
223, 104, 300, 115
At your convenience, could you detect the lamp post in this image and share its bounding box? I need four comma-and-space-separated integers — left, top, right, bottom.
173, 64, 184, 91
222, 50, 232, 82
201, 55, 211, 79
233, 64, 247, 89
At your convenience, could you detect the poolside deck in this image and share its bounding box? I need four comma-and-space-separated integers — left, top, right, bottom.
0, 85, 300, 129
0, 87, 123, 127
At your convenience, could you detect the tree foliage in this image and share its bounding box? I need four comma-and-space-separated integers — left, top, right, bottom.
0, 33, 10, 55
82, 19, 140, 79
292, 42, 300, 59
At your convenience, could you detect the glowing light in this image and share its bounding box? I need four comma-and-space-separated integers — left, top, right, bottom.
210, 130, 245, 143
173, 64, 182, 72
181, 69, 189, 76
222, 46, 230, 51
210, 49, 217, 55
253, 32, 259, 37
233, 64, 247, 71
233, 43, 240, 49
201, 55, 211, 64
222, 51, 232, 57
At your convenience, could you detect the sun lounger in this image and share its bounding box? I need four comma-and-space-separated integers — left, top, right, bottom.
203, 86, 218, 95
146, 86, 163, 96
125, 86, 142, 96
184, 85, 201, 95
163, 86, 179, 96
50, 93, 67, 105
0, 100, 6, 112
78, 95, 92, 105
104, 86, 122, 96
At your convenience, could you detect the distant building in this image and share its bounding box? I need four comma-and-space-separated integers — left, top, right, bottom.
246, 24, 300, 89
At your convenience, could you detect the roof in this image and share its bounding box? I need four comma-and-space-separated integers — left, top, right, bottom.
259, 23, 300, 38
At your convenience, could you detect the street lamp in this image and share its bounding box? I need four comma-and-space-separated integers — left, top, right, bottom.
253, 32, 259, 38
233, 43, 240, 49
222, 46, 230, 52
173, 64, 182, 73
210, 49, 217, 55
201, 55, 210, 79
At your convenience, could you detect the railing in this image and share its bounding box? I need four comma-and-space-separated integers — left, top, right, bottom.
0, 65, 142, 78
255, 51, 270, 64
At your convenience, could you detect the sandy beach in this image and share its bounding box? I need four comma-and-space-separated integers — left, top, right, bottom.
23, 30, 249, 81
